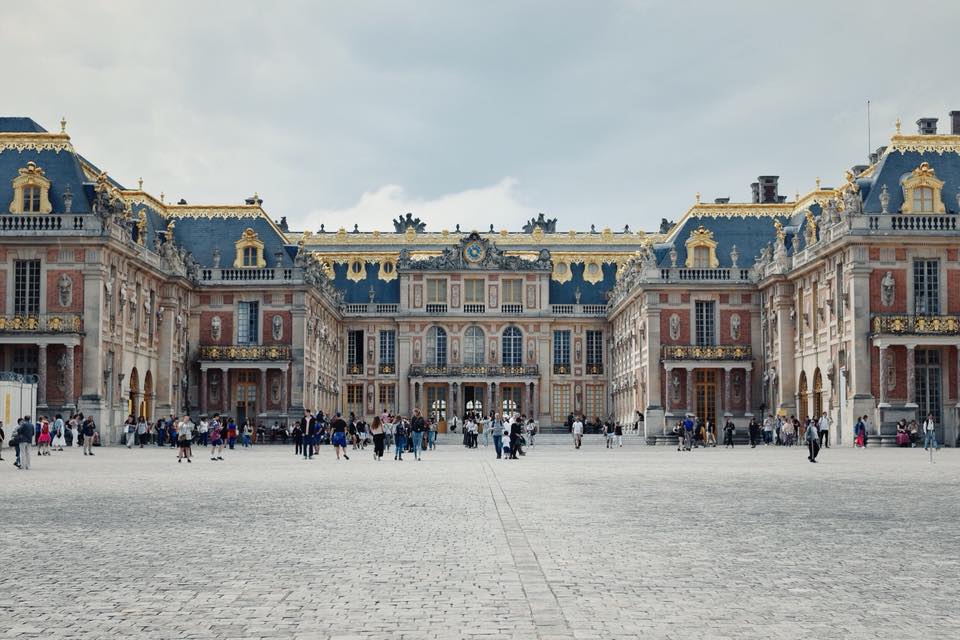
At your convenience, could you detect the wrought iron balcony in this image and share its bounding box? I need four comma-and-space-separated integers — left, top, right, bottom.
346, 362, 364, 375
662, 344, 752, 361
378, 363, 396, 375
871, 314, 960, 336
409, 364, 539, 378
199, 344, 292, 361
586, 363, 604, 375
0, 313, 83, 334
553, 363, 571, 375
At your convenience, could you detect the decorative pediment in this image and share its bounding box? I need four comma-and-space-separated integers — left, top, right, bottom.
684, 225, 719, 268
397, 231, 552, 272
900, 162, 946, 214
234, 227, 266, 268
9, 161, 53, 214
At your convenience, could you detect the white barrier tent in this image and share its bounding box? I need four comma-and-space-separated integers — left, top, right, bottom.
0, 372, 39, 429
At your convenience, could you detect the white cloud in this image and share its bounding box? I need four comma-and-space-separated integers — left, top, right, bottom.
302, 178, 537, 232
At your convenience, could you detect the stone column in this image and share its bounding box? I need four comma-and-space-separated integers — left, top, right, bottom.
37, 344, 48, 407
200, 369, 208, 415
906, 345, 916, 407
527, 382, 534, 418
723, 367, 732, 415
259, 368, 268, 418
64, 344, 75, 408
878, 346, 889, 405
685, 367, 693, 414
664, 364, 674, 414
489, 382, 496, 416
744, 369, 753, 416
222, 368, 230, 414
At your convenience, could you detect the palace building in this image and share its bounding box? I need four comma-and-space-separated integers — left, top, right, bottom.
1, 114, 959, 446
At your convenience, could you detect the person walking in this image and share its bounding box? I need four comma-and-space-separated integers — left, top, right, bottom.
226, 418, 238, 450
393, 419, 407, 460
18, 417, 35, 469
209, 417, 224, 461
292, 421, 303, 456
52, 414, 66, 452
410, 409, 426, 461
137, 416, 148, 447
806, 418, 820, 463
37, 419, 52, 456
82, 418, 96, 456
682, 414, 695, 451
428, 418, 438, 451
509, 417, 523, 459
370, 415, 386, 460
572, 415, 584, 449
482, 414, 492, 447
330, 412, 350, 461
302, 412, 315, 459
723, 418, 736, 448
492, 414, 504, 459
922, 413, 939, 451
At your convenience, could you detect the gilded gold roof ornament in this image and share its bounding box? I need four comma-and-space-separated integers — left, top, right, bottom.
815, 176, 821, 190
137, 177, 143, 190
895, 117, 901, 134
60, 117, 67, 134
774, 219, 786, 244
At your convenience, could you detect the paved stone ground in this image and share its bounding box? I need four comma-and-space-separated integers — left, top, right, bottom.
1, 440, 956, 639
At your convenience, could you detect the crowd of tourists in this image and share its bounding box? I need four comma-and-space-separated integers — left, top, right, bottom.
449, 411, 538, 457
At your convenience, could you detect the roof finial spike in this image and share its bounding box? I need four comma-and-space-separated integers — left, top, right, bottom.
137, 177, 143, 190
60, 117, 67, 133
795, 190, 800, 201
895, 117, 901, 134
160, 191, 165, 203
815, 176, 821, 190
695, 191, 701, 204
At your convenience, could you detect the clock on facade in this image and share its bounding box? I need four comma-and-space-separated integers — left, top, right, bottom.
463, 241, 485, 263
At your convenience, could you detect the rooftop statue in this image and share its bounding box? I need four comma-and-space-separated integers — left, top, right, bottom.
521, 213, 558, 233
393, 212, 426, 233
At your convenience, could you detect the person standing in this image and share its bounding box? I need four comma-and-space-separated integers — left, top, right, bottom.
302, 411, 315, 459
854, 416, 865, 448
370, 415, 385, 460
723, 418, 736, 448
806, 419, 820, 463
922, 413, 939, 451
410, 409, 426, 461
155, 418, 165, 447
292, 421, 303, 456
682, 414, 695, 451
529, 418, 540, 448
492, 414, 504, 459
198, 417, 209, 447
817, 412, 830, 448
226, 417, 238, 450
572, 415, 584, 449
137, 416, 148, 447
18, 417, 35, 469
82, 418, 96, 456
209, 418, 224, 461
428, 418, 438, 451
331, 412, 350, 461
177, 417, 194, 463
52, 414, 66, 452
509, 417, 523, 459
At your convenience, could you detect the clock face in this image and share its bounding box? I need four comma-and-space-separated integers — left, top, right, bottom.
464, 241, 485, 263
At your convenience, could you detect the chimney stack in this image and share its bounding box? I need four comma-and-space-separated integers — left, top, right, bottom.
750, 182, 760, 203
756, 176, 779, 203
714, 197, 730, 204
917, 117, 938, 135
950, 111, 960, 135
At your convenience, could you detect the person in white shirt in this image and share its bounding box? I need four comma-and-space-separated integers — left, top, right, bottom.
177, 417, 195, 463
198, 418, 209, 447
572, 416, 584, 449
922, 413, 939, 451
817, 412, 831, 448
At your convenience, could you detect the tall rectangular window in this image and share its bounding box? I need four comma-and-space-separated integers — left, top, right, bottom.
347, 330, 364, 367
553, 330, 571, 373
237, 301, 259, 344
796, 284, 804, 342
12, 346, 37, 375
23, 186, 41, 213
584, 384, 605, 421
464, 279, 484, 303
378, 384, 396, 413
586, 330, 603, 373
14, 259, 41, 316
835, 262, 844, 327
148, 290, 156, 340
426, 278, 447, 304
913, 259, 940, 314
552, 384, 572, 420
811, 281, 819, 341
502, 279, 522, 304
346, 384, 364, 417
378, 330, 396, 366
695, 301, 715, 346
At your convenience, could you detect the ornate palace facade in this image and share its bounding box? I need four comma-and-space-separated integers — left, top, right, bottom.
2, 115, 959, 445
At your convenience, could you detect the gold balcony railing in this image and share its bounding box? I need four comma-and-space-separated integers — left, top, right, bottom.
0, 313, 83, 334
199, 344, 291, 361
662, 344, 752, 361
409, 364, 539, 378
871, 314, 960, 336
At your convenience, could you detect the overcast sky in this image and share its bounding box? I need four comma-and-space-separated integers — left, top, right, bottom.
4, 1, 958, 232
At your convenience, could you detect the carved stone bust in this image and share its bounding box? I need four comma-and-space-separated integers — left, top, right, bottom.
880, 271, 895, 307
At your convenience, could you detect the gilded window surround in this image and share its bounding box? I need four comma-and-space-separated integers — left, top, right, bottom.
234, 227, 266, 268
900, 162, 946, 214
683, 225, 719, 268
9, 161, 53, 214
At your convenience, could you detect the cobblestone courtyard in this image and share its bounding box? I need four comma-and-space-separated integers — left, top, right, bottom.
2, 441, 956, 639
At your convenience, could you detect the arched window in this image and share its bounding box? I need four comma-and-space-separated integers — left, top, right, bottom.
812, 369, 823, 419
426, 327, 447, 367
797, 371, 809, 423
463, 326, 485, 366
502, 326, 523, 367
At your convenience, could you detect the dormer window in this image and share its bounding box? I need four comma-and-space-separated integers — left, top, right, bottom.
234, 228, 266, 268
684, 225, 719, 269
912, 186, 934, 213
900, 162, 945, 214
8, 162, 53, 214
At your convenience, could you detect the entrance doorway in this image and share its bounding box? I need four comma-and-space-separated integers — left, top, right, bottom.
915, 348, 942, 434
695, 369, 717, 433
236, 371, 258, 426
500, 384, 523, 416
463, 384, 485, 418
425, 383, 448, 424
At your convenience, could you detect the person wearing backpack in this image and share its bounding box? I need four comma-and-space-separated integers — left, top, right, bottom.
922, 413, 939, 451
393, 419, 407, 461
82, 417, 96, 455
